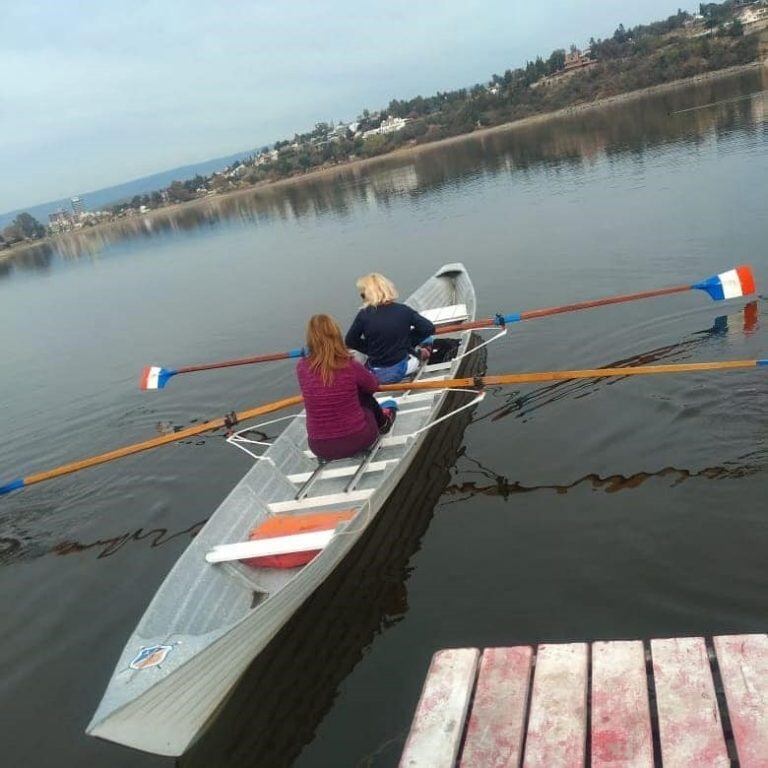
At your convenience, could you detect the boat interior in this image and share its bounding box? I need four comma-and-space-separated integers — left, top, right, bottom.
135, 266, 486, 640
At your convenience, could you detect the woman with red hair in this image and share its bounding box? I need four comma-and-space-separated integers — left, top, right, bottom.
296, 314, 397, 461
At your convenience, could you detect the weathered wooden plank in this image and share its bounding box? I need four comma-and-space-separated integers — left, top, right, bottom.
399, 648, 480, 768
651, 637, 729, 767
714, 633, 768, 768
522, 643, 588, 768
591, 640, 653, 768
459, 646, 533, 767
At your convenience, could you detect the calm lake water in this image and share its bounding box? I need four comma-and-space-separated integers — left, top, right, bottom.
2, 68, 768, 767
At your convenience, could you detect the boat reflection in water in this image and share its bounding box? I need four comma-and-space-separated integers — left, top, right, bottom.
181, 351, 485, 768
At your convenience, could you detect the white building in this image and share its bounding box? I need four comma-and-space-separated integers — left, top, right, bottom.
49, 209, 74, 234
226, 164, 248, 178
71, 196, 85, 216
362, 116, 410, 140
379, 116, 409, 134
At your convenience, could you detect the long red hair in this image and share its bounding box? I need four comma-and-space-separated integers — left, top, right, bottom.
305, 314, 351, 385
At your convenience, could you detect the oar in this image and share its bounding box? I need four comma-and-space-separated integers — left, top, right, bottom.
3, 356, 767, 495
378, 358, 768, 391
139, 265, 756, 389
0, 395, 302, 496
436, 264, 756, 333
140, 349, 305, 390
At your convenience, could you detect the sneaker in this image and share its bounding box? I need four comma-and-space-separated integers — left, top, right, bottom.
379, 399, 398, 434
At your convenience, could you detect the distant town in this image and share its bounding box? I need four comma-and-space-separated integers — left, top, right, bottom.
2, 0, 767, 254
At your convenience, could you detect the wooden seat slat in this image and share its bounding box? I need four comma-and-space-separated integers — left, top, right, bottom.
206, 530, 334, 563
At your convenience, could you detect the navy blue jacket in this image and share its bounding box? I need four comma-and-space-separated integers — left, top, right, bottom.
345, 302, 436, 368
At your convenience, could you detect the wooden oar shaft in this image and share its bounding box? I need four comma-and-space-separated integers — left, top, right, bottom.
149, 280, 705, 380
435, 284, 691, 334
517, 284, 691, 320
177, 350, 297, 374
433, 318, 497, 333
22, 395, 304, 489
5, 357, 765, 495
379, 359, 762, 391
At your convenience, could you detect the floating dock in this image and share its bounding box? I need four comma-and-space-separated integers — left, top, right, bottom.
400, 635, 768, 767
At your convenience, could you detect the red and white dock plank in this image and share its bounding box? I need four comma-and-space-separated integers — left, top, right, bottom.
402, 633, 768, 766
651, 637, 729, 767
459, 646, 533, 767
591, 640, 653, 768
714, 633, 768, 768
523, 643, 588, 768
399, 648, 480, 768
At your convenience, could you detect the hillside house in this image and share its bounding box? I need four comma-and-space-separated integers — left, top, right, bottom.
563, 48, 597, 72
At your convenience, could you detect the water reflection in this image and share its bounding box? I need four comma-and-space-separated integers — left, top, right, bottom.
441, 447, 761, 507
2, 71, 766, 273
476, 301, 759, 423
51, 519, 207, 559
5, 241, 55, 273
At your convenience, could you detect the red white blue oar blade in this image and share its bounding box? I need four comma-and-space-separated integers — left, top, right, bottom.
693, 265, 755, 301
139, 366, 176, 390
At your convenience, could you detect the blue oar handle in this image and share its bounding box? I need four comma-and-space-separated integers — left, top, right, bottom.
157, 369, 177, 389
692, 277, 723, 301
0, 478, 25, 495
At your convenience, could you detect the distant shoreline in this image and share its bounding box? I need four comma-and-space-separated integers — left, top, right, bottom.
3, 59, 766, 266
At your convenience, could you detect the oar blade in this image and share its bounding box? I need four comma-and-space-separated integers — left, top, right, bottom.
693, 265, 755, 301
139, 366, 175, 390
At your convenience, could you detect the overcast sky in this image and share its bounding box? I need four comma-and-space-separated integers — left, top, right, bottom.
1, 0, 686, 213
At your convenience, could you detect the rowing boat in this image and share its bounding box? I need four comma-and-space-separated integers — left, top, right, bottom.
87, 263, 491, 755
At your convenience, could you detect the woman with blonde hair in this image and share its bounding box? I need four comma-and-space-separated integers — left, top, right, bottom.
345, 272, 436, 384
296, 314, 398, 461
